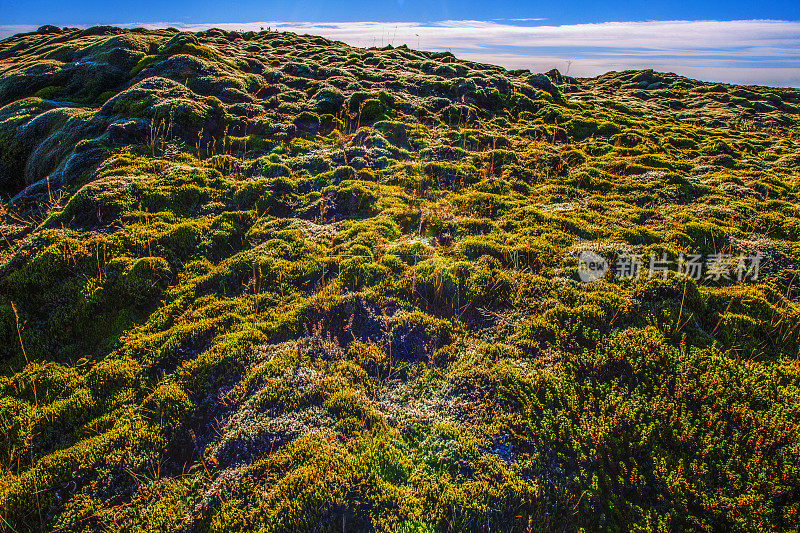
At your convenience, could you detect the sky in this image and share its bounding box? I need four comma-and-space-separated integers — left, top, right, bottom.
1, 1, 799, 86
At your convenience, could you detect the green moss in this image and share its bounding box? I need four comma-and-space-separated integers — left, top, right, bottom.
34, 85, 62, 99
0, 26, 799, 533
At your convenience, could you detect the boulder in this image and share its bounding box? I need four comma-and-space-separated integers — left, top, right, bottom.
527, 73, 560, 98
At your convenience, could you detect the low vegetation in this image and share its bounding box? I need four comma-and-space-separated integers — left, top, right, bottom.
0, 24, 799, 531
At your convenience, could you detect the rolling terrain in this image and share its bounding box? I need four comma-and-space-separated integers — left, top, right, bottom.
1, 25, 800, 531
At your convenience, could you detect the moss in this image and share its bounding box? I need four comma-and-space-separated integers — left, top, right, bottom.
129, 54, 158, 76
33, 85, 62, 99
143, 381, 192, 428
107, 479, 193, 532
358, 98, 389, 123
118, 256, 172, 304
713, 153, 738, 168
566, 118, 620, 140
0, 26, 799, 533
339, 256, 390, 291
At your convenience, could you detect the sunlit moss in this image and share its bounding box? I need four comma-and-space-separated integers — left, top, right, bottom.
0, 25, 798, 532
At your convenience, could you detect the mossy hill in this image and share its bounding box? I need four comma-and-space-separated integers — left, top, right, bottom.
1, 24, 800, 531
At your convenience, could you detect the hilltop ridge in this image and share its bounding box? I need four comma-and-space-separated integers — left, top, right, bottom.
2, 25, 797, 200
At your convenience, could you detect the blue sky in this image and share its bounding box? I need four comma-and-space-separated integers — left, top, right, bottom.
2, 0, 799, 25
1, 1, 799, 86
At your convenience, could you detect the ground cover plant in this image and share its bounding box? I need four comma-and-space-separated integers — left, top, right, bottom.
0, 24, 799, 531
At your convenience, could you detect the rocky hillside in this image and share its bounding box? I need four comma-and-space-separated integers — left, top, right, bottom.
1, 25, 800, 531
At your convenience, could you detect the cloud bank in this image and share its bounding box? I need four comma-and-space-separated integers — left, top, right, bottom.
2, 19, 798, 86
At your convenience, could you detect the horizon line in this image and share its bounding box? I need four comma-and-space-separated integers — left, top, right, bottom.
2, 19, 799, 87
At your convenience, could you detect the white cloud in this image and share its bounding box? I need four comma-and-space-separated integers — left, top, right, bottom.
493, 18, 547, 22
0, 24, 38, 38
2, 19, 798, 86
